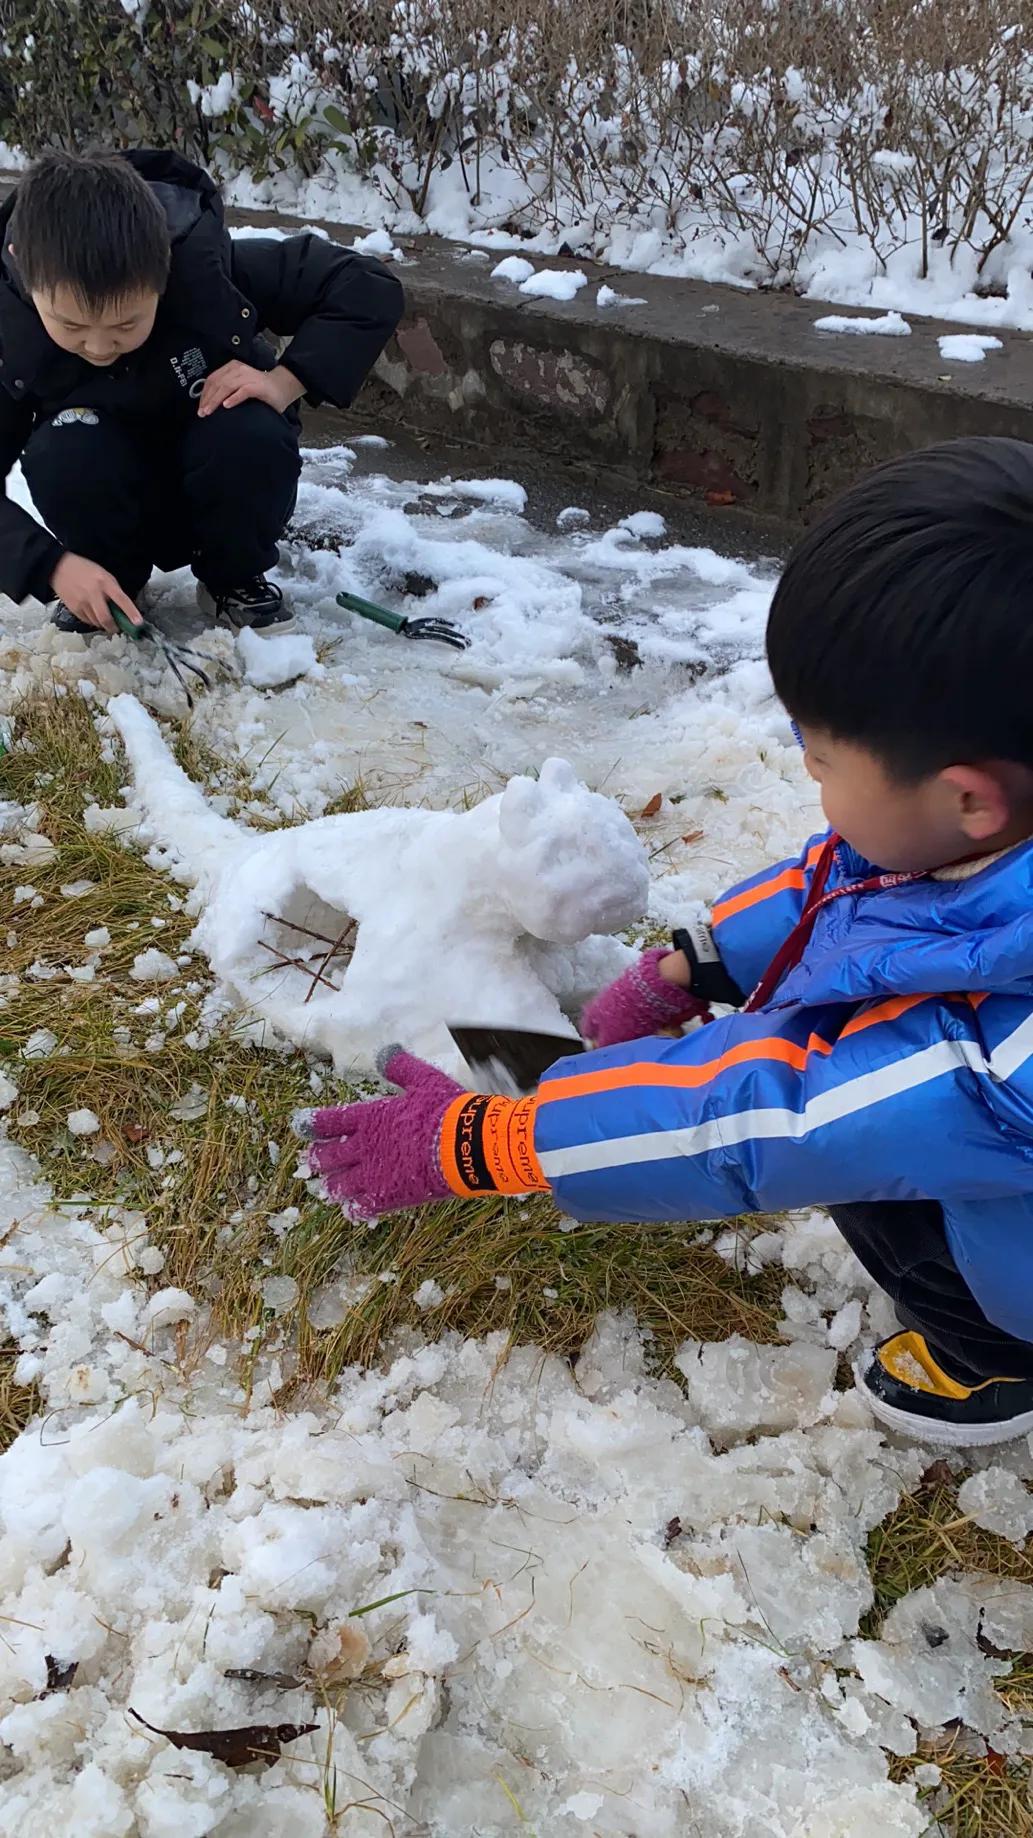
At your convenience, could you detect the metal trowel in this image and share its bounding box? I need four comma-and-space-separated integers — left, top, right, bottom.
448, 1025, 585, 1096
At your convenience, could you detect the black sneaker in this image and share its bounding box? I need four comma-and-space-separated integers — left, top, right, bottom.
196, 578, 294, 636
50, 601, 96, 637
859, 1331, 1033, 1447
50, 593, 151, 638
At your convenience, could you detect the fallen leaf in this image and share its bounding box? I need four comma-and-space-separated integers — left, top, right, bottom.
43, 1655, 77, 1694
640, 793, 663, 818
128, 1708, 317, 1770
401, 571, 436, 599
986, 1748, 1007, 1776
705, 489, 736, 507
681, 828, 704, 846
663, 1516, 682, 1547
123, 1123, 149, 1144
975, 1609, 1010, 1661
309, 1619, 371, 1680
920, 1459, 954, 1488
472, 596, 491, 611
603, 632, 642, 672
224, 1668, 306, 1690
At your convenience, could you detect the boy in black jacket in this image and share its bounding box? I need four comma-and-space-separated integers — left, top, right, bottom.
0, 149, 403, 636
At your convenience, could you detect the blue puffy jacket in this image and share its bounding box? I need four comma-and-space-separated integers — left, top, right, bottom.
536, 832, 1033, 1340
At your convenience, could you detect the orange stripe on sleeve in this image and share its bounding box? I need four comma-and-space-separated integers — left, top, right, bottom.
839, 993, 931, 1039
711, 843, 825, 928
540, 992, 946, 1108
538, 1035, 813, 1105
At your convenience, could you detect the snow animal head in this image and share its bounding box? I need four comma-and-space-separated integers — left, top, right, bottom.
495, 757, 649, 944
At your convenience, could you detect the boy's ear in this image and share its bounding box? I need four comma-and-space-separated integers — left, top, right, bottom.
939, 764, 1012, 843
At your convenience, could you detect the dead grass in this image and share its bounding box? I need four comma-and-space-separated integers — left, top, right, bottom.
0, 687, 782, 1394
0, 1344, 38, 1453
890, 1748, 1033, 1838
862, 1470, 1033, 1835
863, 1471, 1033, 1639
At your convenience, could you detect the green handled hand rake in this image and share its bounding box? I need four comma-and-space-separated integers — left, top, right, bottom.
336, 590, 470, 652
109, 603, 213, 708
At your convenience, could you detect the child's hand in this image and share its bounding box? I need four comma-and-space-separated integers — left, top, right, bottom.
294, 1048, 463, 1220
581, 947, 707, 1048
197, 361, 304, 418
50, 554, 143, 633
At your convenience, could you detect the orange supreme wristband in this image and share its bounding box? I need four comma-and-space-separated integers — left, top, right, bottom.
439, 1092, 548, 1196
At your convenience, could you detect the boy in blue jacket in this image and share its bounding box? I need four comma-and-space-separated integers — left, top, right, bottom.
297, 436, 1033, 1448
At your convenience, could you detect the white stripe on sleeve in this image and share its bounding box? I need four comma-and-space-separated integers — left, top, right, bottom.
537, 1011, 1033, 1182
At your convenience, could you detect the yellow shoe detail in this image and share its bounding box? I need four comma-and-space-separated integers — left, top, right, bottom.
876, 1331, 976, 1400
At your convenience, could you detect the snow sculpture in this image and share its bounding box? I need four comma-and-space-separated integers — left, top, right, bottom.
107, 695, 648, 1077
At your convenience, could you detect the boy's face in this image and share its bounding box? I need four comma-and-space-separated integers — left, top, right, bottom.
30, 283, 159, 366
797, 725, 1025, 872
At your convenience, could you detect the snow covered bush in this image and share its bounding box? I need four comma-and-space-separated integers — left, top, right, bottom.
3, 0, 1033, 290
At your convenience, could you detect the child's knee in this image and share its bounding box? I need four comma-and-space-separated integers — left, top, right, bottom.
186, 399, 300, 479
23, 409, 137, 488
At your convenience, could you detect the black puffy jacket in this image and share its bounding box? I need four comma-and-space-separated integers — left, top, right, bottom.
0, 149, 404, 603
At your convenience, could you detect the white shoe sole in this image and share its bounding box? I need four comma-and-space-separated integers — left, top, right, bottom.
196, 584, 295, 637
860, 1382, 1033, 1448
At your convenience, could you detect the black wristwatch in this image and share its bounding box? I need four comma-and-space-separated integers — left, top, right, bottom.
672, 922, 745, 1008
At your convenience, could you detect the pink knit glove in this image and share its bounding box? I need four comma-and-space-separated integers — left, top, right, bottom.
580, 947, 708, 1048
294, 1048, 463, 1220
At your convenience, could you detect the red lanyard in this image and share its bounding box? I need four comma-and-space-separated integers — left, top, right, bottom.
744, 835, 930, 1012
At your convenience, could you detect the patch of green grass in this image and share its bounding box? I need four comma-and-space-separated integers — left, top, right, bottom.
0, 688, 783, 1392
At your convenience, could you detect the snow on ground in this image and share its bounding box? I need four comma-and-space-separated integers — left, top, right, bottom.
517, 267, 589, 302
596, 284, 647, 309
814, 312, 912, 337
1, 442, 1032, 1833
938, 333, 1004, 364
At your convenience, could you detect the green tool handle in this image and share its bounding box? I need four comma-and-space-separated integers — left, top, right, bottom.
336, 590, 406, 635
109, 602, 150, 643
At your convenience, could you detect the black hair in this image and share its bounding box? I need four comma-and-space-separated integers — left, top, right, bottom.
766, 437, 1033, 781
8, 150, 170, 312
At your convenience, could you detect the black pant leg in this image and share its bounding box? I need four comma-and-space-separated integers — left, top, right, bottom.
21, 411, 161, 601
177, 400, 301, 591
830, 1199, 1033, 1385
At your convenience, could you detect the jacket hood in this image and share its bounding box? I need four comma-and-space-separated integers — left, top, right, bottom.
122, 149, 221, 244
774, 834, 1033, 1010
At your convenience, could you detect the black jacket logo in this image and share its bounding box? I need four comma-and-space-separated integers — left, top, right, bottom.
171, 346, 207, 398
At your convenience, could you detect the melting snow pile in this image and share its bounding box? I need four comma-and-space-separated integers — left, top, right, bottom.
0, 1124, 1016, 1838
814, 311, 912, 337
108, 697, 645, 1076
236, 627, 322, 688
938, 334, 1004, 364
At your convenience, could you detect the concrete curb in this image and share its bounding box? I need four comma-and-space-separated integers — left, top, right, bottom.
231, 205, 1033, 528
5, 173, 1033, 528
